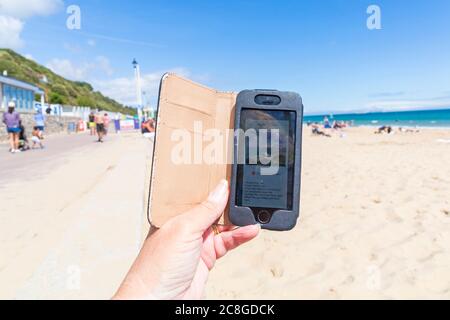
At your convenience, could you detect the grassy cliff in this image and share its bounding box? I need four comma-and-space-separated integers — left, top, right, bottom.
0, 49, 134, 115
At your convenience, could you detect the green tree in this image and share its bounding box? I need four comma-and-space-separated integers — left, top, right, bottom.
0, 49, 134, 115
49, 92, 66, 104
77, 96, 95, 107
51, 83, 69, 97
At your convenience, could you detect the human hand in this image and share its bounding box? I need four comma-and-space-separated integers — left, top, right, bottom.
114, 180, 260, 300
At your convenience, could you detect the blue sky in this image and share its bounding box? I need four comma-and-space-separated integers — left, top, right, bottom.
1, 0, 450, 114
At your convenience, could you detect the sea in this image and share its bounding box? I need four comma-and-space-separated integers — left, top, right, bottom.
304, 108, 450, 128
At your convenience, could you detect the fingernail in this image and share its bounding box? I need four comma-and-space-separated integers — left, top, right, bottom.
208, 180, 228, 203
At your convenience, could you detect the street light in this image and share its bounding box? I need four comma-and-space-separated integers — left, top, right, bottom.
132, 59, 143, 122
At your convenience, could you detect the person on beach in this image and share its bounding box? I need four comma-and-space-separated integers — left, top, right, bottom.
114, 114, 121, 134
333, 121, 346, 130
141, 118, 156, 140
141, 118, 155, 133
2, 101, 22, 153
95, 112, 106, 143
103, 113, 110, 136
311, 124, 331, 138
34, 112, 45, 132
114, 180, 260, 300
375, 126, 393, 134
31, 127, 45, 149
18, 121, 30, 152
89, 112, 96, 136
399, 127, 420, 134
323, 116, 332, 129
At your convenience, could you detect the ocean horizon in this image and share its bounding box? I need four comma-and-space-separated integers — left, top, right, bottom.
304, 108, 450, 128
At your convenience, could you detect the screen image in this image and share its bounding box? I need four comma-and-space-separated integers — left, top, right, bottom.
236, 109, 296, 210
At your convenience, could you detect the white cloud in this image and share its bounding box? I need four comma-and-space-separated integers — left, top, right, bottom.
0, 0, 63, 19
366, 96, 450, 112
96, 56, 114, 76
46, 56, 115, 81
93, 68, 191, 107
0, 15, 23, 48
24, 53, 34, 61
46, 58, 87, 80
0, 0, 62, 49
63, 42, 82, 54
46, 56, 194, 107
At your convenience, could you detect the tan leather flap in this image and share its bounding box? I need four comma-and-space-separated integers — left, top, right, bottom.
148, 74, 237, 228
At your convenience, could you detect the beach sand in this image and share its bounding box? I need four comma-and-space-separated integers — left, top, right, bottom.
0, 132, 152, 299
1, 127, 449, 299
206, 127, 450, 299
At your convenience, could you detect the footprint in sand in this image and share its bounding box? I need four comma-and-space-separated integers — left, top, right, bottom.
342, 275, 355, 285
414, 222, 425, 233
326, 288, 340, 299
269, 265, 284, 278
386, 210, 403, 223
415, 208, 426, 215
436, 209, 450, 224
418, 250, 443, 263
305, 262, 325, 277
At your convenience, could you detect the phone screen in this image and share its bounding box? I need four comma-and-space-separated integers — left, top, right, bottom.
236, 109, 296, 211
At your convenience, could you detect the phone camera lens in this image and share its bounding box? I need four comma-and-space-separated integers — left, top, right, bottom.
257, 210, 271, 224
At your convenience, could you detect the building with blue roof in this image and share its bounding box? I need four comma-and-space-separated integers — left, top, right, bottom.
0, 74, 45, 112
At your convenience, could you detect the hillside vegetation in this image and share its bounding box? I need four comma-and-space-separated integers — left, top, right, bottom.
0, 49, 134, 115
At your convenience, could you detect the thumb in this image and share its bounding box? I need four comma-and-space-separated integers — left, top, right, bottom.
184, 180, 229, 233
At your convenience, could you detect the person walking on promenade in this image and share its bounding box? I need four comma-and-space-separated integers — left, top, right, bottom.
89, 112, 96, 136
103, 113, 110, 136
18, 121, 30, 151
2, 101, 22, 153
95, 112, 106, 143
114, 114, 121, 134
31, 126, 45, 149
34, 111, 46, 132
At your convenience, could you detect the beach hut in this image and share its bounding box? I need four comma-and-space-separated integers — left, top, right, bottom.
0, 74, 45, 112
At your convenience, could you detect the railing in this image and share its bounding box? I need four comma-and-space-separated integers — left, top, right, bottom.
33, 102, 124, 121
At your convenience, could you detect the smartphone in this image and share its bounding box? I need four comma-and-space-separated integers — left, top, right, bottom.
229, 90, 303, 231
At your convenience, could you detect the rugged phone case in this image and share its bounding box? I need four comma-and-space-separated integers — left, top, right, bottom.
146, 73, 237, 228
229, 90, 304, 231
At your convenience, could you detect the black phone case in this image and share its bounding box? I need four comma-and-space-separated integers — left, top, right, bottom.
229, 90, 304, 231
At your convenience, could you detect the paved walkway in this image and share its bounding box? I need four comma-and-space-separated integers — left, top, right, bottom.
0, 133, 109, 183
0, 132, 153, 299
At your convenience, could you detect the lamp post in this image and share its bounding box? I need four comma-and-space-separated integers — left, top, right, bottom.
142, 91, 150, 120
132, 59, 143, 122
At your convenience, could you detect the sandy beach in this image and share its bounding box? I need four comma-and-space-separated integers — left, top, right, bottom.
1, 127, 450, 299
207, 127, 450, 299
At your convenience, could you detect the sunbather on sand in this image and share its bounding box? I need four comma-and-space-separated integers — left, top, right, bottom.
312, 125, 331, 138
399, 127, 420, 133
375, 126, 393, 134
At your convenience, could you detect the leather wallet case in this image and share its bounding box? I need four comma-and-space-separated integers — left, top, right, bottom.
147, 73, 237, 228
